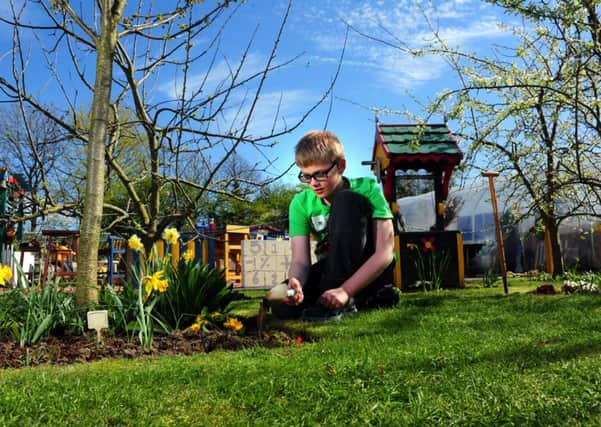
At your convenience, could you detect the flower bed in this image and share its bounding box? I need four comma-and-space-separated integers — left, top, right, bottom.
0, 321, 299, 369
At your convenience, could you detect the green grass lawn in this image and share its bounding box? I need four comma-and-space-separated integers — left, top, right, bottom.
3, 280, 601, 426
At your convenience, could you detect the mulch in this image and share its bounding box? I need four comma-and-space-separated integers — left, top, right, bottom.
533, 284, 558, 294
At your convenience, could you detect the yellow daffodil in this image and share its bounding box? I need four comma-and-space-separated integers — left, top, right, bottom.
0, 264, 13, 285
190, 318, 208, 333
144, 281, 153, 299
156, 278, 168, 293
223, 317, 243, 332
143, 270, 169, 298
128, 235, 144, 252
183, 248, 194, 263
162, 227, 180, 245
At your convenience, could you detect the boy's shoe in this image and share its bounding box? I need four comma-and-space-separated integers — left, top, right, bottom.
300, 298, 357, 322
356, 284, 400, 310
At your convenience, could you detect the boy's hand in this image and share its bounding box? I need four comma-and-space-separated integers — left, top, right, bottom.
319, 287, 349, 309
287, 277, 304, 305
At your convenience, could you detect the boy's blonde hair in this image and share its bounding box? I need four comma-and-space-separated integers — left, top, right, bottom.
294, 130, 345, 167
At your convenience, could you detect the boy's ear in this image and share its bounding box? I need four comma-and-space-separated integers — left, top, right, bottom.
337, 158, 346, 174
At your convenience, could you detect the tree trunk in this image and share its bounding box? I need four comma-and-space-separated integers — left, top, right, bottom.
543, 218, 564, 278
75, 0, 126, 306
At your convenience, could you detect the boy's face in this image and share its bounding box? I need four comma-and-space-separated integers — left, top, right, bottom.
298, 159, 345, 200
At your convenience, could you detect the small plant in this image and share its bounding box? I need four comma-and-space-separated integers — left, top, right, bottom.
125, 234, 172, 349
0, 262, 84, 346
99, 266, 170, 347
562, 271, 601, 294
99, 283, 139, 341
22, 280, 85, 346
0, 280, 84, 347
406, 238, 451, 291
534, 271, 553, 282
482, 269, 498, 288
186, 309, 244, 335
156, 246, 238, 330
0, 291, 22, 340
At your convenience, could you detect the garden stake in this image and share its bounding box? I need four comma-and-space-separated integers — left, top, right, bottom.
257, 299, 268, 336
258, 284, 296, 335
87, 310, 109, 345
482, 171, 508, 294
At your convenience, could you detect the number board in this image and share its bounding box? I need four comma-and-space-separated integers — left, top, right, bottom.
241, 240, 316, 289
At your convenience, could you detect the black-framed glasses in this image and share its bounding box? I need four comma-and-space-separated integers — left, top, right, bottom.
298, 161, 338, 183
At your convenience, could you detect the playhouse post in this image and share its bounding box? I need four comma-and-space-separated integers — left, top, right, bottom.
482, 171, 508, 294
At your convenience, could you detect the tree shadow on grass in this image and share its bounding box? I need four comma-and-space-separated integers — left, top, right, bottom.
418, 339, 601, 375
403, 294, 447, 308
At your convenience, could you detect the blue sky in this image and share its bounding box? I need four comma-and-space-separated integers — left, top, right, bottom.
200, 0, 515, 184
0, 0, 516, 186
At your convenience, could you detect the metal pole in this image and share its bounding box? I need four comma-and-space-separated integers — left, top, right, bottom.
481, 171, 509, 294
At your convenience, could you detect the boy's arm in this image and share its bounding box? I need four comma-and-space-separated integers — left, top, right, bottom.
287, 235, 312, 304
320, 218, 395, 308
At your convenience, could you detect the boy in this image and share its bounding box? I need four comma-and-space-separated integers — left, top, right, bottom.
273, 130, 398, 321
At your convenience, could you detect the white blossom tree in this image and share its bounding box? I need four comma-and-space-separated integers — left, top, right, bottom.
355, 0, 600, 276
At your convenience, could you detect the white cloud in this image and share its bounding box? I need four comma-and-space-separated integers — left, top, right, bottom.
158, 50, 320, 137
217, 89, 316, 138
159, 53, 269, 99
435, 17, 510, 46
370, 50, 449, 94
294, 0, 513, 92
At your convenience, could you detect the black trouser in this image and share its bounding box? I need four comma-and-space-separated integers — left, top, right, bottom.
272, 189, 394, 318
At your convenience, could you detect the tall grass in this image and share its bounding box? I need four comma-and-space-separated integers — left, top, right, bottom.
2, 282, 601, 425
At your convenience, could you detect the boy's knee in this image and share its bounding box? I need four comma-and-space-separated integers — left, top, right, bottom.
356, 284, 400, 310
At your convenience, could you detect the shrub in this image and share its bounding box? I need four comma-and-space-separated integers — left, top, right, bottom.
0, 281, 84, 347
406, 240, 451, 291
99, 284, 139, 341
102, 232, 240, 349
482, 269, 498, 288
155, 258, 237, 330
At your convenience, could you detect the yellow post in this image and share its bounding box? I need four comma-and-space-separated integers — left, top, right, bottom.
456, 232, 465, 288
482, 171, 508, 294
186, 241, 195, 257
544, 227, 554, 276
390, 201, 402, 289
201, 238, 208, 264
224, 228, 230, 282
171, 240, 180, 267
155, 240, 164, 259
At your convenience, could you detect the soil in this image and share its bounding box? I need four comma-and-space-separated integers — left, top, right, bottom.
0, 315, 304, 370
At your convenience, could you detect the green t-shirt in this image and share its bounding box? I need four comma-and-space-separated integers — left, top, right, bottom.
288, 177, 393, 250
